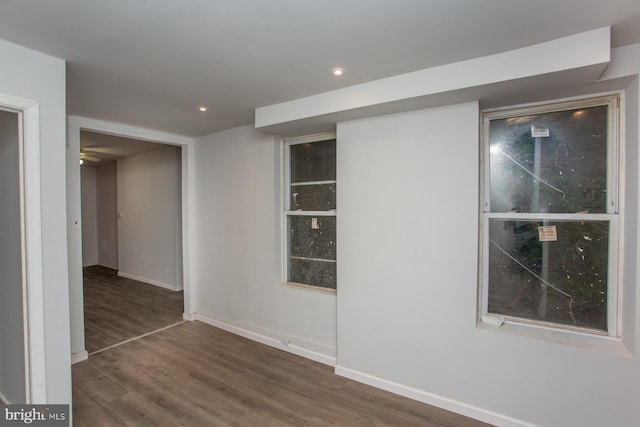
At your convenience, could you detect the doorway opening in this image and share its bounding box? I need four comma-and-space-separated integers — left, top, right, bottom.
79, 130, 185, 354
68, 116, 194, 363
0, 95, 46, 404
0, 108, 26, 403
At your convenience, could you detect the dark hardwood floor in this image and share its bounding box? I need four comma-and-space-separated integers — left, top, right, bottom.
73, 321, 491, 426
75, 267, 491, 426
83, 265, 184, 353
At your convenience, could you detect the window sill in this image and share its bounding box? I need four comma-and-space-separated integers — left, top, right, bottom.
477, 315, 634, 358
282, 281, 337, 295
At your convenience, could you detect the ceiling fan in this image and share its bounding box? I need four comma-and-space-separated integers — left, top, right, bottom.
80, 148, 103, 163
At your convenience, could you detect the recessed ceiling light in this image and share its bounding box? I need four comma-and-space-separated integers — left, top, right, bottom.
331, 67, 345, 76
198, 106, 208, 112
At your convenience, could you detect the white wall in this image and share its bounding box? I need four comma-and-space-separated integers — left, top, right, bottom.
81, 162, 119, 269
192, 125, 337, 362
96, 162, 118, 269
117, 146, 182, 290
0, 38, 70, 403
81, 166, 98, 266
192, 45, 640, 425
334, 93, 640, 426
0, 110, 25, 403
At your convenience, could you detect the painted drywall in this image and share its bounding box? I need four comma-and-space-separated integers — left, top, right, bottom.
256, 27, 610, 133
80, 162, 120, 269
81, 162, 118, 268
192, 125, 337, 360
0, 38, 70, 403
96, 162, 118, 269
599, 44, 640, 358
335, 91, 640, 426
81, 166, 98, 266
0, 109, 25, 403
117, 146, 182, 290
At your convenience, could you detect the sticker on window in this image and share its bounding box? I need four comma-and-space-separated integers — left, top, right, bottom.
531, 126, 550, 137
538, 225, 557, 241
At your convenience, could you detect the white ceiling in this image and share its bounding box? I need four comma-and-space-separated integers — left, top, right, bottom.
0, 1, 639, 138
80, 130, 170, 164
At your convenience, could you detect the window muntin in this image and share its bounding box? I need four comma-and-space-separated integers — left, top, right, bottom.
284, 134, 337, 290
480, 95, 619, 336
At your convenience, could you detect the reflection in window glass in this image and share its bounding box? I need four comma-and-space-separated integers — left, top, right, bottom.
290, 139, 336, 183
481, 94, 619, 336
489, 106, 608, 214
487, 220, 608, 331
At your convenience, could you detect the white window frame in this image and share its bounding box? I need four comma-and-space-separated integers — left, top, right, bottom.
479, 93, 622, 339
282, 132, 337, 291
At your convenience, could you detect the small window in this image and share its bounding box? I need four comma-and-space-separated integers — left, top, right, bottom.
283, 133, 336, 290
479, 94, 620, 336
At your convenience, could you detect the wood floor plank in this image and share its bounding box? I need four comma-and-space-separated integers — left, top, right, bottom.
76, 268, 492, 426
82, 265, 184, 353
73, 321, 492, 426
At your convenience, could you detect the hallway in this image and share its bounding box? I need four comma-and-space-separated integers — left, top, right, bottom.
83, 265, 184, 354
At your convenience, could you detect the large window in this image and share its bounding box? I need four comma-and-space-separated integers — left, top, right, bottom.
479, 94, 620, 336
283, 133, 336, 290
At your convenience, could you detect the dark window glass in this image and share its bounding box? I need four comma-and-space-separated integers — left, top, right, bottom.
489, 106, 608, 214
290, 183, 336, 211
289, 258, 337, 289
487, 219, 608, 331
288, 216, 336, 260
287, 216, 336, 289
290, 139, 336, 183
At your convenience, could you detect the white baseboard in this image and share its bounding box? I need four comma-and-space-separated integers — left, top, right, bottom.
117, 271, 182, 291
334, 365, 535, 427
195, 313, 337, 367
186, 313, 528, 426
71, 350, 89, 364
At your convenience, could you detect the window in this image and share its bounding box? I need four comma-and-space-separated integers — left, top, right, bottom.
479, 94, 620, 336
283, 133, 337, 290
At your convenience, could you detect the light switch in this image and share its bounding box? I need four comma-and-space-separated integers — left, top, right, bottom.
311, 217, 319, 229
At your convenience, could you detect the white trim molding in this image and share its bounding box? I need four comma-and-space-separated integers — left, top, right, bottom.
0, 94, 47, 403
182, 312, 196, 321
334, 365, 536, 427
195, 312, 337, 367
117, 271, 182, 292
71, 350, 88, 365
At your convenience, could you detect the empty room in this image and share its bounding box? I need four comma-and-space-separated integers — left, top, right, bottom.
1, 2, 640, 426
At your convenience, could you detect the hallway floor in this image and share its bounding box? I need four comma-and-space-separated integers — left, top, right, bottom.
82, 265, 184, 354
